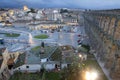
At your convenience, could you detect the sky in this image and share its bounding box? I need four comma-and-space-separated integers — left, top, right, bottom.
0, 0, 120, 10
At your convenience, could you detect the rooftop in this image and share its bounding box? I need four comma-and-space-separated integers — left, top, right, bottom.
60, 45, 73, 51
13, 53, 26, 69
27, 44, 58, 64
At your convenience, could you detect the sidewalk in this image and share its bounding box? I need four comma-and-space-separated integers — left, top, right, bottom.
94, 54, 112, 80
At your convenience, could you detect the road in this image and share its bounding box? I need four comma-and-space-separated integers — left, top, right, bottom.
0, 26, 88, 51
49, 26, 86, 48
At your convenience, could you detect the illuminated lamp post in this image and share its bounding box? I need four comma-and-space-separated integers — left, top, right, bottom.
85, 71, 98, 80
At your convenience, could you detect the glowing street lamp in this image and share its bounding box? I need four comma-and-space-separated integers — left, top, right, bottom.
79, 54, 82, 58
85, 71, 98, 80
85, 71, 91, 80
91, 72, 97, 80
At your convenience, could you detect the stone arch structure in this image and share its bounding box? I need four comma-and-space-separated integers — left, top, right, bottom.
114, 20, 120, 41
83, 10, 120, 79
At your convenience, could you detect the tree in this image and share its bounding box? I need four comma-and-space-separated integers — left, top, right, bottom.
30, 8, 36, 13
60, 9, 68, 13
81, 44, 90, 52
41, 42, 45, 48
60, 55, 84, 80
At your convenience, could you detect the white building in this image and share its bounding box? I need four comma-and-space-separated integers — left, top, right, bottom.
35, 14, 41, 20
53, 10, 62, 21
15, 61, 67, 73
0, 22, 5, 26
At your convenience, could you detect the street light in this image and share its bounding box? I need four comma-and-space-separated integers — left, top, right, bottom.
85, 71, 98, 80
79, 54, 82, 58
85, 71, 91, 80
91, 72, 97, 80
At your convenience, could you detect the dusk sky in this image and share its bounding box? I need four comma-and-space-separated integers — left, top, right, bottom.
0, 0, 120, 9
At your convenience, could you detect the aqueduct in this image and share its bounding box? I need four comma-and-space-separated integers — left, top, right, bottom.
83, 10, 120, 80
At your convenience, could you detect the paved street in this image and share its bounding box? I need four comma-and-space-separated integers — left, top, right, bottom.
50, 32, 78, 48
49, 26, 86, 48
0, 26, 87, 51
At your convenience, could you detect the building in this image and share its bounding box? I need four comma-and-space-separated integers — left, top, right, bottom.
27, 21, 66, 30
0, 46, 21, 80
62, 13, 78, 26
0, 47, 10, 80
53, 10, 62, 21
63, 17, 78, 26
0, 22, 5, 26
4, 21, 12, 26
0, 38, 4, 45
8, 10, 14, 16
0, 16, 3, 21
23, 6, 30, 12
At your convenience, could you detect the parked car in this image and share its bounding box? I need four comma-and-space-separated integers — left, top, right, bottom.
77, 40, 81, 42
78, 34, 81, 37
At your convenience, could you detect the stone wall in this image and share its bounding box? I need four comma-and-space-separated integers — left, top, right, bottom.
83, 10, 120, 80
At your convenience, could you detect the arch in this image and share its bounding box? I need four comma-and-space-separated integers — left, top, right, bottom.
114, 20, 120, 40
108, 18, 116, 36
